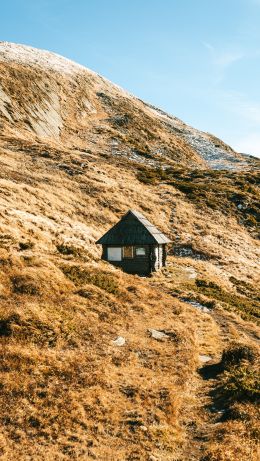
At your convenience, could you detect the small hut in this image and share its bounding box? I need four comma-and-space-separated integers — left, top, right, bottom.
96, 210, 171, 275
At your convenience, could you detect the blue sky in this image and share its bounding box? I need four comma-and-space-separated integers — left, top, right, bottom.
1, 0, 260, 156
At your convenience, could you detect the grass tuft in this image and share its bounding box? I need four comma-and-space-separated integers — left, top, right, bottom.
220, 366, 260, 403
61, 265, 119, 294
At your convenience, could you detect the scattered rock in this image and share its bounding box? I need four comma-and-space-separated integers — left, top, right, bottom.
184, 131, 248, 170
173, 244, 209, 260
186, 267, 197, 279
181, 298, 210, 313
148, 329, 168, 341
140, 425, 148, 432
199, 354, 212, 363
112, 336, 125, 346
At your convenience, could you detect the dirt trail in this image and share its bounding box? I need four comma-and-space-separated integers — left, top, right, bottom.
180, 302, 259, 460
151, 255, 259, 460
180, 305, 223, 460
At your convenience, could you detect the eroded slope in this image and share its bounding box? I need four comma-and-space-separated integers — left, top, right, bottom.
0, 42, 253, 170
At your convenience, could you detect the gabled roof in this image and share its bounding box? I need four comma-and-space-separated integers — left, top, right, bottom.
96, 210, 171, 245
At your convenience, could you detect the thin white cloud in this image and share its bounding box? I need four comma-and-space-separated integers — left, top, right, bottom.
202, 41, 215, 52
214, 51, 244, 69
202, 42, 244, 84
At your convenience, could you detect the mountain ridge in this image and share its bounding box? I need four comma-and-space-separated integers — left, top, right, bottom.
0, 41, 256, 171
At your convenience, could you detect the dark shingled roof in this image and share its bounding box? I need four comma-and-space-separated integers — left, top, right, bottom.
96, 210, 171, 245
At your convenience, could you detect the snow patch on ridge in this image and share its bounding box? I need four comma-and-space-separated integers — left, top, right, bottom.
0, 42, 133, 100
0, 41, 91, 76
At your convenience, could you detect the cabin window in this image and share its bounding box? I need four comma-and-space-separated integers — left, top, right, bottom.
135, 247, 146, 256
123, 246, 133, 258
107, 247, 122, 261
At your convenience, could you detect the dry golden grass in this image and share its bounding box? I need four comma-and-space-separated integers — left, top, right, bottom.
0, 47, 259, 459
0, 133, 259, 459
0, 253, 199, 460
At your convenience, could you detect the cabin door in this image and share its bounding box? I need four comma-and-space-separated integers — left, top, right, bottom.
107, 247, 122, 261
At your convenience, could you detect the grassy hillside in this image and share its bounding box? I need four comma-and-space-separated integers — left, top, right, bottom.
0, 255, 198, 460
0, 43, 259, 461
0, 136, 259, 460
137, 166, 259, 236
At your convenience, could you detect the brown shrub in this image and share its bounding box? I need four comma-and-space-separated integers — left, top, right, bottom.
221, 343, 258, 370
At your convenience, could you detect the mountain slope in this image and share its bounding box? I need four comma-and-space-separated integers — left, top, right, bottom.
0, 41, 253, 170
0, 42, 259, 461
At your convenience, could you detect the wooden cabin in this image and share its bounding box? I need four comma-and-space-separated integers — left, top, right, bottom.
96, 210, 171, 275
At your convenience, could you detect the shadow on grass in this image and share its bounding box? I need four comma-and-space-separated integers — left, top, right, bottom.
199, 362, 222, 381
